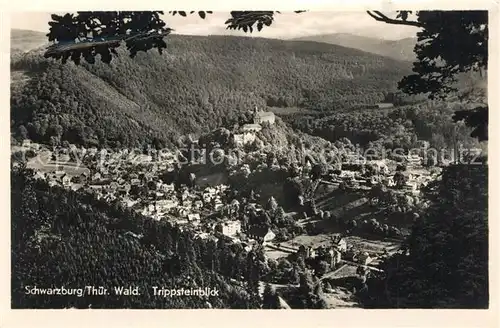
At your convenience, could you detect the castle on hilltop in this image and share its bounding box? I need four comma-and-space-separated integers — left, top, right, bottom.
252, 106, 275, 125
234, 106, 276, 146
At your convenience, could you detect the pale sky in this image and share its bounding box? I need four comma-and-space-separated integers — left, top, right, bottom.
10, 11, 420, 40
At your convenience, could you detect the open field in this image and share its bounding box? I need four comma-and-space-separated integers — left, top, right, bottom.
264, 248, 292, 260
281, 233, 400, 256
27, 160, 90, 176
345, 235, 400, 254
268, 106, 318, 116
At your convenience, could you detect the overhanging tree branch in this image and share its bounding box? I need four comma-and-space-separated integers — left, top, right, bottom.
366, 11, 422, 27
44, 29, 174, 58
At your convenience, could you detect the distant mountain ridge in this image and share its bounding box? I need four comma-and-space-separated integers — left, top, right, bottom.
10, 29, 48, 53
290, 33, 417, 62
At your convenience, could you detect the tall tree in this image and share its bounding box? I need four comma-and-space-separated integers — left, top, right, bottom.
366, 10, 488, 141
362, 164, 488, 308
261, 283, 280, 309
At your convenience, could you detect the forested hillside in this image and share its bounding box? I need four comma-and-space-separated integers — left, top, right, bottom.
11, 167, 264, 309
11, 31, 411, 148
283, 101, 485, 151
10, 29, 48, 54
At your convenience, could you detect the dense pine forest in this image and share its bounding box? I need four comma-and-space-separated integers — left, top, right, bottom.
11, 33, 411, 148
358, 164, 488, 308
283, 100, 484, 151
11, 167, 265, 309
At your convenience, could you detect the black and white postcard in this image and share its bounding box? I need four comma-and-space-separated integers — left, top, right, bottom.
2, 2, 497, 327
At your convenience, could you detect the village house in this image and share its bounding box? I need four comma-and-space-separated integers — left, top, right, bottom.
330, 248, 342, 267
34, 171, 46, 180
195, 232, 210, 240
144, 172, 155, 181
242, 242, 254, 252
383, 176, 396, 187
80, 171, 90, 180
354, 251, 373, 266
21, 139, 31, 148
176, 207, 189, 218
88, 147, 98, 156
48, 179, 59, 187
103, 193, 117, 202
214, 198, 224, 211
233, 132, 257, 147
217, 184, 229, 193
120, 198, 137, 208
252, 107, 276, 125
202, 190, 213, 202
181, 190, 190, 201
216, 220, 242, 237
160, 183, 175, 192
407, 154, 423, 166
61, 174, 72, 187
247, 226, 276, 244
155, 199, 178, 212
242, 123, 263, 133
92, 172, 102, 182
193, 200, 204, 209
345, 153, 365, 165
141, 204, 155, 216
368, 160, 390, 175
151, 213, 162, 221
205, 186, 217, 194
403, 181, 419, 192
299, 245, 317, 259
120, 183, 131, 194
188, 213, 201, 223
331, 234, 348, 253
181, 199, 193, 209
369, 175, 380, 185
134, 154, 153, 164
187, 216, 201, 227
176, 218, 189, 225
403, 171, 415, 181
98, 165, 109, 175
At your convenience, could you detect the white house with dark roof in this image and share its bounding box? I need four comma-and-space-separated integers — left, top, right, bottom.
242, 124, 262, 133
216, 220, 242, 237
247, 226, 275, 244
253, 106, 275, 125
